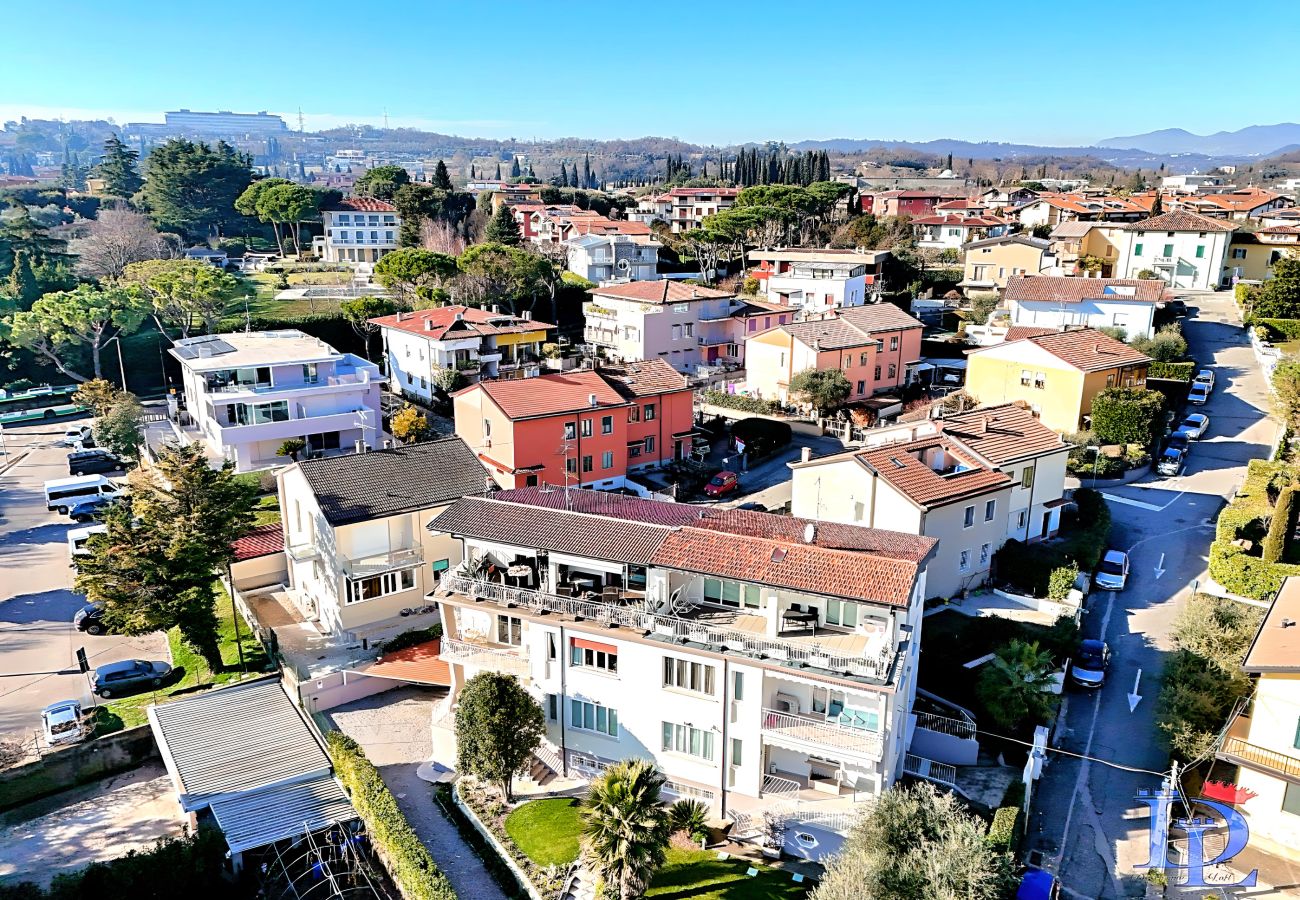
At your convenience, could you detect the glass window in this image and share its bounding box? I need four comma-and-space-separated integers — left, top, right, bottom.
572, 700, 618, 737
662, 722, 714, 760
602, 451, 614, 469
980, 542, 991, 565
959, 549, 971, 572
601, 415, 613, 434
1284, 782, 1300, 817
662, 656, 715, 694
581, 419, 593, 437
564, 422, 576, 441
963, 506, 975, 528
302, 363, 318, 384
733, 671, 744, 700
985, 499, 996, 522
731, 737, 742, 767
644, 436, 654, 453
825, 598, 859, 627
566, 457, 578, 474
1021, 467, 1035, 489
497, 615, 522, 646
582, 455, 593, 473
644, 404, 655, 420
571, 640, 618, 673
890, 336, 898, 350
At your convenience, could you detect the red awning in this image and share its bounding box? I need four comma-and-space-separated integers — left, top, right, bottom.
572, 637, 617, 654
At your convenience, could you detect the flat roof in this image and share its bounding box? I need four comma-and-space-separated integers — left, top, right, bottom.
1243, 577, 1300, 673
169, 330, 343, 371
748, 248, 891, 265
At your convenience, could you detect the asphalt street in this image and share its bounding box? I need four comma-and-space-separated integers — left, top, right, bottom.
0, 418, 166, 747
1029, 292, 1279, 898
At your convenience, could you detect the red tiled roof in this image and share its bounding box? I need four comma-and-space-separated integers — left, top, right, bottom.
357, 640, 451, 686
369, 305, 553, 340
588, 281, 733, 304
664, 187, 740, 197
473, 369, 627, 419
1196, 189, 1283, 213
598, 359, 690, 397
940, 403, 1067, 465
989, 327, 1152, 373
912, 214, 1007, 227
232, 523, 284, 561
1122, 209, 1235, 233
323, 197, 397, 212
1004, 325, 1059, 342
567, 217, 653, 237
1003, 275, 1165, 305
837, 303, 925, 333
857, 437, 1011, 508
776, 303, 923, 351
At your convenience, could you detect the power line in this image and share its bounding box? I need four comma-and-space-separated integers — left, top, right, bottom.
971, 726, 1167, 778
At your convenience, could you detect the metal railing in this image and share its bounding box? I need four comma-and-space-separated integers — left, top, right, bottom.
761, 773, 802, 797
439, 637, 529, 676
1220, 736, 1300, 781
342, 546, 424, 578
904, 753, 958, 788
438, 574, 899, 682
761, 708, 885, 760
914, 711, 977, 741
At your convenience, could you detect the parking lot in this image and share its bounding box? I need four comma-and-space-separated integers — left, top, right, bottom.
0, 418, 166, 747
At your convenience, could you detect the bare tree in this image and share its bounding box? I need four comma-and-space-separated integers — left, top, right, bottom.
420, 219, 467, 256
70, 208, 169, 280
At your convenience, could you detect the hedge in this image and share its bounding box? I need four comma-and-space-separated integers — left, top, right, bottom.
987, 805, 1023, 853
1256, 318, 1300, 341
1209, 542, 1300, 600
731, 416, 793, 458
326, 732, 457, 900
1262, 485, 1297, 564
1147, 361, 1196, 382
1048, 565, 1080, 601
700, 389, 783, 415
995, 489, 1110, 596
1090, 387, 1165, 447
1210, 460, 1300, 599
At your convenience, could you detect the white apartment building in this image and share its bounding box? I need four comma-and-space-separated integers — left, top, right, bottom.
629, 187, 740, 233
788, 403, 1070, 600
277, 437, 490, 638
1003, 275, 1165, 339
428, 487, 957, 858
319, 198, 401, 264
748, 249, 889, 315
1114, 210, 1235, 291
169, 330, 384, 473
583, 281, 736, 373
567, 233, 659, 282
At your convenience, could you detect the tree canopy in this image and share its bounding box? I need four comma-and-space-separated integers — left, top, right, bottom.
93, 136, 144, 200
136, 140, 253, 241
353, 164, 410, 200
581, 759, 671, 900
789, 368, 852, 414
975, 639, 1060, 731
70, 207, 168, 280
484, 203, 522, 245
121, 258, 242, 338
1249, 254, 1300, 318
372, 248, 458, 306
5, 283, 150, 382
454, 671, 544, 801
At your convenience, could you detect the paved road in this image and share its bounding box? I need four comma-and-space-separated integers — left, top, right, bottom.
0, 419, 166, 746
1029, 293, 1278, 898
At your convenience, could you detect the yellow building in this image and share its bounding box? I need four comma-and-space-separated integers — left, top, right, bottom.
964, 328, 1151, 433
1225, 228, 1300, 283
1217, 578, 1300, 852
1049, 222, 1127, 276
959, 235, 1056, 292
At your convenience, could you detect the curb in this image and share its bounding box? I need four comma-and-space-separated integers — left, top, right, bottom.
451, 782, 544, 900
0, 450, 31, 477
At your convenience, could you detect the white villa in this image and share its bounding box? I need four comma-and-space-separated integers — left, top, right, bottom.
1114, 209, 1235, 291
318, 198, 400, 264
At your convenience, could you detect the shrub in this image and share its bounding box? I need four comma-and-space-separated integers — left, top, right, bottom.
742, 276, 760, 295
995, 489, 1110, 595
1209, 541, 1300, 600
382, 624, 443, 653
326, 732, 457, 900
1236, 282, 1256, 307
700, 389, 782, 415
1090, 387, 1165, 447
1147, 361, 1195, 381
1257, 318, 1300, 341
986, 804, 1023, 853
1262, 484, 1297, 564
1048, 565, 1079, 601
1130, 323, 1188, 362
668, 798, 710, 843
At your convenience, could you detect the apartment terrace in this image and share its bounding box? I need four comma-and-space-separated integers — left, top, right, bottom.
1218, 712, 1300, 784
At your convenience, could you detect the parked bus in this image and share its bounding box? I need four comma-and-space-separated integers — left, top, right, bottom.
0, 385, 87, 426
43, 475, 121, 514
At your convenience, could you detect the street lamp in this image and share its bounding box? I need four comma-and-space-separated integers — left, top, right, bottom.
102, 335, 128, 392
1087, 444, 1101, 487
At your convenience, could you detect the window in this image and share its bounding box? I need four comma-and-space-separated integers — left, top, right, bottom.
566, 457, 578, 474
874, 366, 882, 379
733, 671, 744, 701
601, 415, 613, 434
980, 542, 991, 566
985, 499, 996, 522
1020, 369, 1033, 387
1294, 715, 1300, 750
1162, 243, 1174, 257
857, 380, 865, 394
663, 657, 716, 695
683, 323, 693, 338
1134, 243, 1143, 257
825, 598, 859, 627
602, 451, 614, 469
572, 699, 619, 737
1017, 510, 1028, 529
644, 403, 656, 421
346, 568, 416, 604
731, 737, 743, 767
959, 549, 971, 572
497, 615, 522, 646
232, 400, 290, 425
644, 436, 655, 453
581, 418, 593, 437
483, 418, 492, 439
431, 558, 450, 574
547, 694, 559, 722
1021, 466, 1035, 489
703, 578, 761, 608
571, 639, 618, 673
582, 455, 593, 473
888, 363, 896, 379
859, 352, 869, 366
1231, 247, 1247, 259
890, 336, 899, 350
963, 505, 975, 528
662, 721, 714, 760
1284, 783, 1300, 817
1195, 245, 1205, 259
302, 363, 318, 384
564, 422, 577, 441
628, 405, 640, 423
1034, 372, 1046, 389
672, 324, 682, 340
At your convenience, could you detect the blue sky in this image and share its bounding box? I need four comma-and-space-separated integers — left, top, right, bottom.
1, 0, 1294, 146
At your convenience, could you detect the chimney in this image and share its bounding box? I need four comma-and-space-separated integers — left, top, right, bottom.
354, 440, 366, 454
383, 439, 394, 450
522, 310, 532, 320
491, 304, 500, 314
801, 446, 812, 463
588, 393, 598, 407
424, 319, 435, 331
453, 312, 464, 322
396, 310, 407, 322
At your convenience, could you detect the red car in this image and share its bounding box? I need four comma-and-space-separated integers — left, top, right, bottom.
704, 471, 740, 498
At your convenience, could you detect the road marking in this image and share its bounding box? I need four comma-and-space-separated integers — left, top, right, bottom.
1153, 554, 1165, 579
1101, 491, 1184, 512
1128, 669, 1143, 713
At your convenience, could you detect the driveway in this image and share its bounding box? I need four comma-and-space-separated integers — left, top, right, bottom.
0, 762, 182, 887
1028, 292, 1280, 898
0, 419, 167, 746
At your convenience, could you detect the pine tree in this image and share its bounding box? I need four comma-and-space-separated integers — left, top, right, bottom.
496, 161, 503, 180
433, 160, 452, 190
510, 157, 521, 179
94, 136, 143, 199
484, 203, 522, 245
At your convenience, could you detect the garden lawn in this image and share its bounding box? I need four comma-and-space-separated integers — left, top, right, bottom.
101, 584, 268, 730
647, 848, 807, 900
234, 273, 347, 319
504, 798, 582, 866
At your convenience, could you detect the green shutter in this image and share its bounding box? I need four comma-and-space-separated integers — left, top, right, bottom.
1163, 243, 1174, 257
1135, 243, 1143, 257
1196, 245, 1205, 258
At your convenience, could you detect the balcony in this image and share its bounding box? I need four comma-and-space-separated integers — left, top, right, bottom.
761, 708, 884, 760
1153, 256, 1175, 264
343, 546, 424, 579
439, 636, 529, 677
1218, 714, 1300, 783
437, 574, 899, 683
286, 542, 318, 563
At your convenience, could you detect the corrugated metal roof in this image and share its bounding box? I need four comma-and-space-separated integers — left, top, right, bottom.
209, 775, 357, 854
149, 678, 332, 812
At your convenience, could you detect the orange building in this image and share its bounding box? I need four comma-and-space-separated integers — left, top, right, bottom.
452, 358, 696, 490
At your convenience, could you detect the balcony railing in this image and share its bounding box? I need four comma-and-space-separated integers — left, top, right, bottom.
343, 546, 424, 578
761, 773, 802, 797
1219, 735, 1300, 782
439, 637, 529, 677
914, 711, 977, 741
761, 708, 885, 760
437, 574, 899, 682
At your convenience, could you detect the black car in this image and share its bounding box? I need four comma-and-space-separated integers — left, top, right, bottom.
67, 449, 128, 476
68, 495, 120, 522
735, 501, 767, 512
91, 659, 173, 698
74, 603, 107, 635
1165, 299, 1188, 318
1070, 639, 1111, 689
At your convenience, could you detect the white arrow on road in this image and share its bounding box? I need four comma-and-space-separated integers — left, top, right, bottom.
1153, 553, 1166, 580
1128, 669, 1143, 713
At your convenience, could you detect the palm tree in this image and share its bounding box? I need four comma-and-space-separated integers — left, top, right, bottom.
975, 639, 1060, 730
580, 759, 672, 900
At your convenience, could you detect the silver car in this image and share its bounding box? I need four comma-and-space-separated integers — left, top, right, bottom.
1094, 550, 1130, 591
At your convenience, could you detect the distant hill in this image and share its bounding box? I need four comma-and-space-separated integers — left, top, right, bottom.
1097, 123, 1300, 157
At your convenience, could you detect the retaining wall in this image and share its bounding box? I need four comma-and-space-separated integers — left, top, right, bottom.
0, 724, 159, 811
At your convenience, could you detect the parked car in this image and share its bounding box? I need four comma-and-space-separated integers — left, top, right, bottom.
1188, 382, 1211, 405
67, 495, 119, 522
1174, 414, 1210, 440
91, 659, 172, 698
74, 602, 107, 635
1164, 299, 1188, 319
67, 448, 128, 476
41, 700, 85, 746
735, 501, 767, 512
1157, 447, 1186, 477
58, 425, 93, 448
704, 471, 740, 498
1166, 432, 1191, 454
1094, 549, 1130, 591
1070, 639, 1111, 689
1194, 369, 1215, 391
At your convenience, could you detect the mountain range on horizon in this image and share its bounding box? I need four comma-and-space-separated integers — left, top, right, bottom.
1097, 122, 1300, 158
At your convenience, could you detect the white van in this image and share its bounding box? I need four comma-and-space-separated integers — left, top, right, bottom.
67, 524, 108, 563
43, 475, 120, 514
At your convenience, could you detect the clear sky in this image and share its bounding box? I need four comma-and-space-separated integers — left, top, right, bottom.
1, 0, 1294, 147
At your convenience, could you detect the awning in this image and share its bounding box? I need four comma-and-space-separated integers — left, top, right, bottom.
1043, 497, 1072, 509
209, 774, 358, 855
672, 429, 702, 439
573, 637, 617, 654
349, 640, 451, 686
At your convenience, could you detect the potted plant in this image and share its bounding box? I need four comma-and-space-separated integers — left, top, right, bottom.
760, 811, 785, 859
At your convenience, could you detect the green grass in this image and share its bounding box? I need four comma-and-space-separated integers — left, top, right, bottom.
232, 272, 347, 319
102, 584, 269, 729
253, 493, 281, 526
504, 798, 583, 866
647, 848, 807, 900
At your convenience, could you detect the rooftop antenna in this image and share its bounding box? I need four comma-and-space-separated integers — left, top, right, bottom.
383, 108, 389, 131
297, 107, 305, 133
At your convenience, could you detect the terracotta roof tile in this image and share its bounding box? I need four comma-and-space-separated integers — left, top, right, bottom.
472, 369, 627, 419
940, 403, 1067, 464
1004, 325, 1059, 342
588, 281, 733, 304
321, 198, 397, 213
857, 437, 1011, 508
232, 523, 283, 561
597, 359, 690, 397
985, 327, 1152, 373
837, 303, 925, 333
370, 305, 553, 340
1004, 275, 1165, 305
1121, 209, 1236, 233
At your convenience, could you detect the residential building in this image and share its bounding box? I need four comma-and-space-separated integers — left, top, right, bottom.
748, 249, 889, 314
789, 402, 1069, 598
1224, 228, 1300, 283
277, 437, 490, 637
1216, 578, 1300, 850
965, 328, 1151, 433
630, 187, 739, 233
451, 359, 695, 490
1114, 210, 1235, 290
935, 198, 990, 217
488, 184, 544, 212
959, 235, 1056, 292
583, 281, 735, 372
372, 305, 553, 398
980, 186, 1041, 212
426, 487, 940, 839
867, 190, 955, 218
1049, 221, 1127, 276
1003, 275, 1165, 339
169, 330, 384, 472
1177, 188, 1291, 222
567, 233, 659, 282
913, 215, 1010, 251
319, 198, 400, 264
1160, 174, 1225, 193
1016, 193, 1147, 229
744, 303, 924, 404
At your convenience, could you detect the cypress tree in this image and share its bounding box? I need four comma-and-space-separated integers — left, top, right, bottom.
510, 157, 521, 178
496, 161, 502, 179
527, 163, 535, 178
434, 159, 452, 190
558, 162, 568, 186
583, 153, 592, 189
